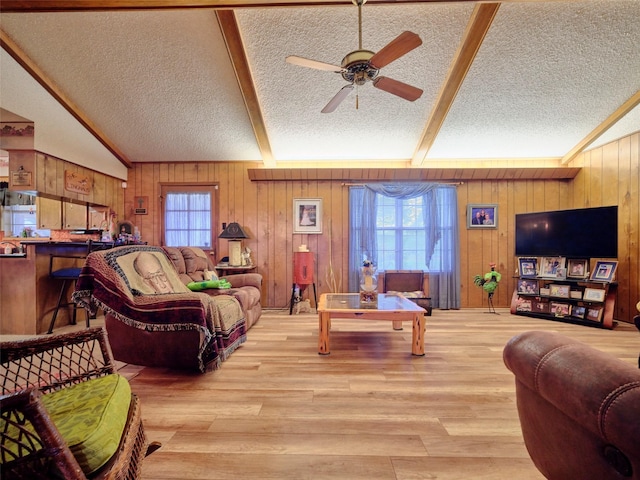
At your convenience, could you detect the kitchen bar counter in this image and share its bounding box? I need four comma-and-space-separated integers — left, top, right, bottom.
0, 241, 112, 335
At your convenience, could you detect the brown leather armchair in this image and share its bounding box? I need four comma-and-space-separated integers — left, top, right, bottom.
378, 269, 431, 314
503, 330, 640, 480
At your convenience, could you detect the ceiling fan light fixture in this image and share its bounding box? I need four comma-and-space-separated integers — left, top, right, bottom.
285, 0, 423, 112
340, 50, 379, 85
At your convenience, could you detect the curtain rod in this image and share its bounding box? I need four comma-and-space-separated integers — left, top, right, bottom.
341, 181, 464, 186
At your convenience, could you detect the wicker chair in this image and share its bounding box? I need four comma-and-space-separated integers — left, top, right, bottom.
0, 327, 157, 480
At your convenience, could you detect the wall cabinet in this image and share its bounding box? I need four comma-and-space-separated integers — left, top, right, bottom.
89, 206, 108, 229
63, 201, 87, 229
36, 196, 62, 229
510, 276, 617, 329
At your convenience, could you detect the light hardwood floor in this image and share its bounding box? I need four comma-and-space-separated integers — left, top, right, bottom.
114, 308, 637, 480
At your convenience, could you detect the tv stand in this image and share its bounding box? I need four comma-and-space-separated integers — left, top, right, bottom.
511, 266, 617, 329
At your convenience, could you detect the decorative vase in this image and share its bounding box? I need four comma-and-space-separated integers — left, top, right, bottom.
359, 265, 378, 304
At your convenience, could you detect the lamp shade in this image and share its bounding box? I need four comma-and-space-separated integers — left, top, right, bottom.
218, 222, 249, 239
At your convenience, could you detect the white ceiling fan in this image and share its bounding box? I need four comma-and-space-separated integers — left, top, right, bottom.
285, 0, 424, 113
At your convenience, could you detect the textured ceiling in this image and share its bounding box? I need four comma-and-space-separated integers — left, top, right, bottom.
0, 0, 639, 179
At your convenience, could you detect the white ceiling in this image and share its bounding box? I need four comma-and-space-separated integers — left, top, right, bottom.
0, 0, 639, 180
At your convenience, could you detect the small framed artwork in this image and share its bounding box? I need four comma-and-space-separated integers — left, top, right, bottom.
516, 298, 532, 312
583, 288, 606, 302
570, 289, 583, 300
550, 302, 570, 317
585, 306, 603, 322
590, 261, 618, 282
532, 300, 549, 314
539, 287, 550, 296
134, 196, 149, 215
467, 204, 498, 229
517, 279, 539, 295
293, 198, 322, 234
540, 256, 565, 278
572, 305, 586, 319
518, 258, 538, 277
549, 284, 570, 298
567, 259, 588, 279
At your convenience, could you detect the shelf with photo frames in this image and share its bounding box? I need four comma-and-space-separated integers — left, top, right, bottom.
511, 257, 618, 329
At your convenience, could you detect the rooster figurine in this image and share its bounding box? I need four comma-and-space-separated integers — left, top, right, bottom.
474, 262, 502, 313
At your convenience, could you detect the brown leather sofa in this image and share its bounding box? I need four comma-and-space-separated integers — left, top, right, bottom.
503, 330, 640, 480
162, 247, 262, 329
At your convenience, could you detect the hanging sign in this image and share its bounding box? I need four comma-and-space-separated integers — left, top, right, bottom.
64, 170, 91, 195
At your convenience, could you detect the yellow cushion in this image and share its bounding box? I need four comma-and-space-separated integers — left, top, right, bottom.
42, 374, 131, 475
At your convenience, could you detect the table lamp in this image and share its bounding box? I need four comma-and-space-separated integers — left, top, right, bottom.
218, 222, 249, 266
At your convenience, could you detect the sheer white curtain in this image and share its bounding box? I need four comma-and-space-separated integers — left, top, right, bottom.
349, 183, 460, 309
165, 192, 211, 247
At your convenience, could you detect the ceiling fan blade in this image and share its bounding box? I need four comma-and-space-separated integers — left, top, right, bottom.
286, 55, 343, 72
321, 85, 354, 113
369, 31, 422, 69
373, 76, 423, 102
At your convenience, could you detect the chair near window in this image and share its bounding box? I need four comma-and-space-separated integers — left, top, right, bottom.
47, 241, 111, 334
378, 270, 432, 315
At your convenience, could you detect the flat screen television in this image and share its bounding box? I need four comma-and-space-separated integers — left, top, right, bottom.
515, 206, 618, 258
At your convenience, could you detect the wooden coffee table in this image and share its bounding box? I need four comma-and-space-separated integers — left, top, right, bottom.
317, 293, 426, 356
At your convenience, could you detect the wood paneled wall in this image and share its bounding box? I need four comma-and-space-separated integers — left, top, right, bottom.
124, 132, 639, 322
567, 132, 640, 322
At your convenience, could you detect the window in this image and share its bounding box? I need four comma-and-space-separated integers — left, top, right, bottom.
376, 195, 426, 270
162, 185, 216, 248
375, 192, 454, 272
349, 184, 461, 309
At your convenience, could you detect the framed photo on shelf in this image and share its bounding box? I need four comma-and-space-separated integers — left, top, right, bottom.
583, 288, 606, 302
518, 258, 538, 277
467, 204, 498, 229
549, 284, 570, 298
540, 256, 565, 278
550, 302, 570, 317
517, 279, 539, 295
572, 305, 586, 319
516, 298, 532, 312
532, 300, 549, 313
570, 289, 583, 299
585, 306, 603, 322
590, 260, 618, 282
567, 259, 589, 279
293, 198, 322, 234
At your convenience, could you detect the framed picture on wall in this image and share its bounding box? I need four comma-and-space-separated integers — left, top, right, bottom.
293, 198, 322, 234
467, 204, 498, 229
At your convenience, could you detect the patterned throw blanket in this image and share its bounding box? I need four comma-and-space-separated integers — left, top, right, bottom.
73, 245, 246, 372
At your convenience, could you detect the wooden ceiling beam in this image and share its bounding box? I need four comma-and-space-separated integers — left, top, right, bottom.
216, 10, 274, 167
411, 2, 500, 166
0, 0, 507, 13
0, 29, 133, 169
247, 167, 581, 181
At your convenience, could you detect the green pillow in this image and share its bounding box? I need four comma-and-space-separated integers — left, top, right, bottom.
187, 279, 232, 291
